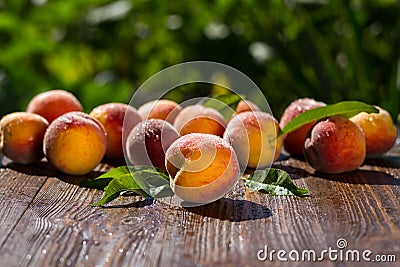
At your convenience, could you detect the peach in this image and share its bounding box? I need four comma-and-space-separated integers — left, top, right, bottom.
43, 112, 107, 175
235, 100, 260, 114
90, 103, 142, 159
224, 111, 282, 169
27, 89, 83, 123
137, 99, 182, 124
350, 106, 398, 157
173, 105, 226, 137
126, 119, 179, 171
279, 98, 326, 155
304, 116, 366, 174
0, 112, 48, 164
165, 133, 240, 204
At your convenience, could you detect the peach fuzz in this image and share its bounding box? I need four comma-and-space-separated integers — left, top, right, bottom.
90, 103, 142, 159
126, 119, 179, 171
304, 116, 366, 174
350, 106, 398, 157
27, 90, 83, 123
235, 100, 261, 114
224, 111, 282, 169
165, 133, 240, 204
43, 112, 107, 175
0, 112, 49, 164
173, 105, 226, 137
279, 98, 326, 155
137, 99, 182, 124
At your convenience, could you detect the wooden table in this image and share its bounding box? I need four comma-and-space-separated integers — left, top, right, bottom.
0, 140, 399, 267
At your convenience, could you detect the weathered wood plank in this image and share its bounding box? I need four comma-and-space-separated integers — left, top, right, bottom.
0, 161, 49, 248
0, 142, 398, 267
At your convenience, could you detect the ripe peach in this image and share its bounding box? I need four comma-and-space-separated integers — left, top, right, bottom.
350, 106, 398, 157
137, 99, 182, 124
44, 112, 107, 175
90, 103, 142, 159
0, 112, 48, 164
279, 98, 326, 155
304, 116, 366, 174
126, 119, 179, 171
224, 111, 282, 169
27, 89, 83, 123
173, 105, 226, 137
235, 100, 260, 114
165, 133, 240, 204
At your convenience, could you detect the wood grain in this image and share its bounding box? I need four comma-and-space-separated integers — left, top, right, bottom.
0, 141, 399, 267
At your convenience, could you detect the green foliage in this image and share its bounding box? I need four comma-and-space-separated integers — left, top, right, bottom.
0, 0, 399, 119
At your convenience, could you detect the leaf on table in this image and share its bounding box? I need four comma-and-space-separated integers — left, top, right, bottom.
80, 166, 150, 190
83, 165, 173, 206
279, 101, 378, 137
245, 168, 309, 196
92, 175, 148, 206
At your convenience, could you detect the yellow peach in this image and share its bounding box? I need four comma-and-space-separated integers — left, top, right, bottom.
350, 106, 398, 157
224, 111, 282, 169
0, 112, 49, 164
90, 103, 142, 159
165, 133, 240, 204
43, 112, 107, 175
173, 105, 226, 137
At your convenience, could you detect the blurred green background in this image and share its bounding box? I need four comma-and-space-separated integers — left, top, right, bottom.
0, 0, 399, 120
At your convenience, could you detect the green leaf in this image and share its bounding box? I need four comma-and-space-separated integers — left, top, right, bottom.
279, 101, 378, 137
82, 166, 173, 206
200, 93, 244, 120
245, 168, 308, 196
92, 176, 146, 206
80, 166, 151, 190
130, 168, 172, 199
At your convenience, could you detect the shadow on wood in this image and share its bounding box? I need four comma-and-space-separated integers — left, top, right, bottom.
363, 156, 400, 168
317, 169, 399, 185
185, 198, 272, 222
1, 159, 51, 177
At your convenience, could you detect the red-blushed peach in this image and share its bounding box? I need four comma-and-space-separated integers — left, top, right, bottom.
165, 133, 240, 204
279, 98, 326, 155
137, 99, 182, 124
235, 100, 261, 114
0, 112, 49, 164
126, 119, 179, 171
224, 111, 282, 169
43, 112, 107, 175
90, 103, 142, 159
350, 106, 398, 157
27, 90, 83, 123
173, 105, 226, 137
304, 116, 366, 174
